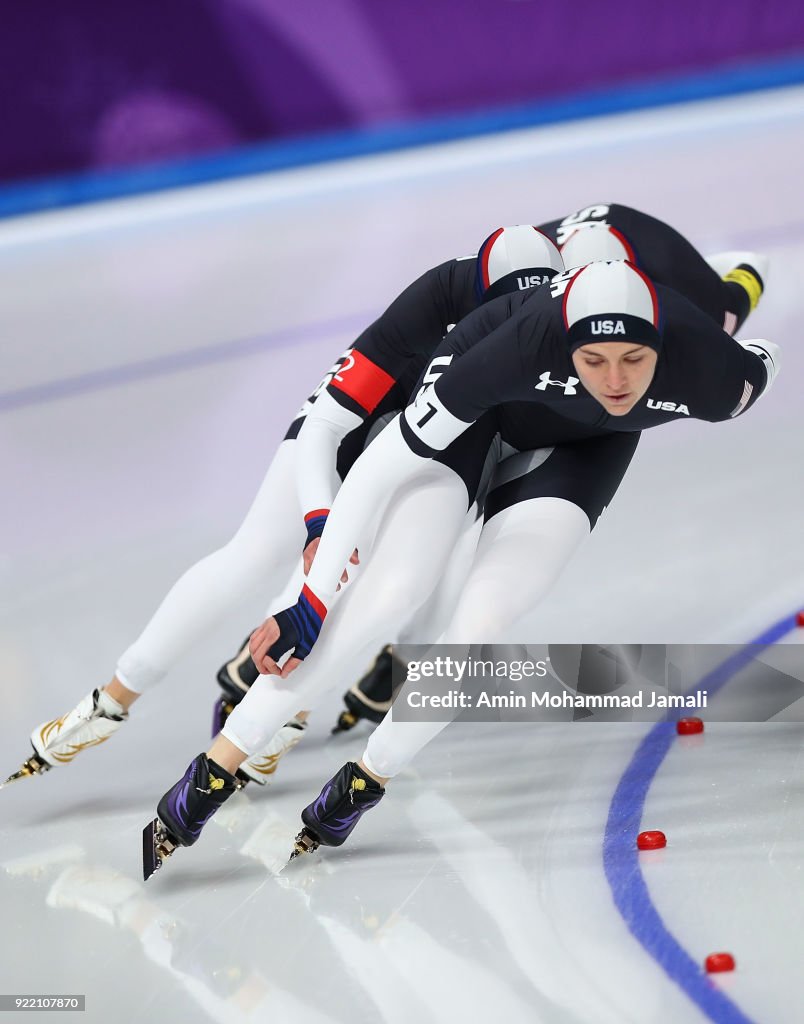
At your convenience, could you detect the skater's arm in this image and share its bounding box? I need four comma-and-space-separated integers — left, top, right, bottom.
690, 330, 779, 421
295, 390, 363, 567
294, 261, 460, 559
658, 289, 779, 421
324, 260, 459, 412
401, 317, 531, 457
729, 339, 780, 408
250, 417, 436, 676
302, 318, 525, 602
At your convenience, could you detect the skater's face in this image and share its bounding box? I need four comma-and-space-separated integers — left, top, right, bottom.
571, 342, 657, 416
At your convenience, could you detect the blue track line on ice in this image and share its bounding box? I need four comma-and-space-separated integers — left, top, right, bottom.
603, 613, 800, 1024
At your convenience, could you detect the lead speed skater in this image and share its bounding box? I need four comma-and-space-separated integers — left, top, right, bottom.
322, 202, 769, 734
271, 258, 781, 859
218, 201, 767, 736
144, 255, 779, 876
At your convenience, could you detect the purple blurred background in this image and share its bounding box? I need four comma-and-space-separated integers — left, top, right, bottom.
4, 0, 804, 185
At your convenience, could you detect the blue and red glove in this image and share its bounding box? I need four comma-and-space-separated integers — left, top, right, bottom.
268, 585, 328, 663
303, 509, 329, 551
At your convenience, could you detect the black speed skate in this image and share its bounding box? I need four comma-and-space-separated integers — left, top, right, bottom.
142, 754, 238, 880
290, 762, 385, 860
332, 645, 401, 734
212, 636, 260, 736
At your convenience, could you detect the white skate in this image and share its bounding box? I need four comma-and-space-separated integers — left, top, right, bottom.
3, 689, 128, 787
237, 716, 307, 786
705, 249, 769, 285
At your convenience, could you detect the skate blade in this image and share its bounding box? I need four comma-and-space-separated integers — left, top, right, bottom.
288, 827, 320, 862
142, 818, 178, 882
2, 755, 51, 789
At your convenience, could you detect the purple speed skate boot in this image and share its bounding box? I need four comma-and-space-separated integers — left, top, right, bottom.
291, 762, 385, 859
142, 754, 238, 880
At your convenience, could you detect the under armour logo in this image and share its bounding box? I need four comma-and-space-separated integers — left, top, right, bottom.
534, 371, 579, 395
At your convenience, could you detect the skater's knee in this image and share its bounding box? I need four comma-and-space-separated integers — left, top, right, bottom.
446, 604, 510, 644
446, 575, 554, 643
368, 566, 439, 631
210, 532, 293, 595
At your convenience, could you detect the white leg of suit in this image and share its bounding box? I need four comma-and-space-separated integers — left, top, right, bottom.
362, 497, 590, 778
223, 465, 469, 756
116, 440, 304, 693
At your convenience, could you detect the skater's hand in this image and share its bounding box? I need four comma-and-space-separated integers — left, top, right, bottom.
249, 586, 327, 678
249, 618, 303, 678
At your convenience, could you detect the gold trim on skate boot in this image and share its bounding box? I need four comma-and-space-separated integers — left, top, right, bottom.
245, 752, 283, 777
242, 724, 304, 780
38, 716, 68, 747
289, 827, 320, 861
2, 754, 51, 788
49, 736, 111, 764
724, 267, 762, 310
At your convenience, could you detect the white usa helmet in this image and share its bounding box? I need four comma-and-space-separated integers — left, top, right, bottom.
560, 222, 636, 270
562, 260, 661, 352
476, 225, 564, 301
